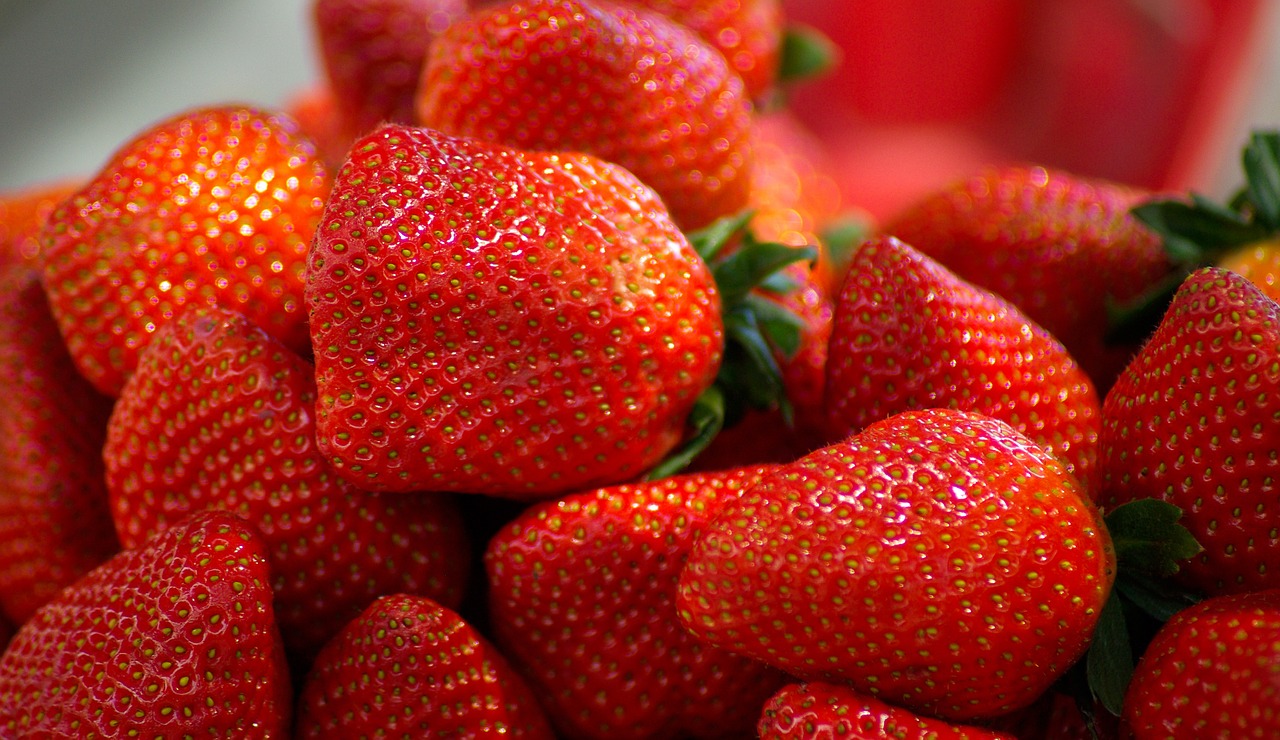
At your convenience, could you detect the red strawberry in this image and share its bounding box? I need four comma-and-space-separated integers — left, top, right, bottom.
0, 510, 292, 736
1099, 267, 1280, 596
883, 165, 1172, 390
824, 236, 1102, 493
0, 179, 79, 268
486, 466, 787, 738
677, 408, 1115, 721
1122, 588, 1280, 738
416, 0, 754, 230
296, 593, 554, 738
39, 105, 331, 396
313, 0, 468, 141
103, 303, 470, 659
0, 268, 118, 624
758, 682, 1014, 739
306, 124, 722, 497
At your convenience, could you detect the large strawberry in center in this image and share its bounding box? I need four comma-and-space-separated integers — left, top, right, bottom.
307, 125, 722, 497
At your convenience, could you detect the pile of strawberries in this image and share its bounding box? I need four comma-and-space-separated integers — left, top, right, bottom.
0, 0, 1277, 737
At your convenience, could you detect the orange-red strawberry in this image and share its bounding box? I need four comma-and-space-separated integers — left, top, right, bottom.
416, 0, 754, 230
884, 165, 1172, 390
1122, 588, 1280, 738
39, 105, 331, 396
0, 269, 118, 624
0, 510, 292, 736
0, 179, 79, 268
103, 304, 470, 659
824, 236, 1102, 493
758, 682, 1014, 740
677, 408, 1115, 721
306, 124, 722, 497
296, 593, 554, 738
313, 0, 467, 141
1099, 267, 1280, 596
486, 466, 787, 739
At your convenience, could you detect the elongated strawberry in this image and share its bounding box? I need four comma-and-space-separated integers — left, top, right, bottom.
758, 682, 1014, 740
0, 510, 292, 736
1099, 267, 1280, 596
296, 593, 554, 738
313, 0, 467, 141
416, 0, 754, 230
0, 269, 118, 624
824, 236, 1102, 493
677, 408, 1115, 721
39, 105, 330, 395
883, 165, 1172, 390
103, 304, 470, 659
306, 124, 722, 497
486, 465, 787, 739
1122, 588, 1280, 737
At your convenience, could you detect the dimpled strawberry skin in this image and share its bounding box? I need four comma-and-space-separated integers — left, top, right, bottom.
39, 105, 329, 396
678, 408, 1115, 721
758, 682, 1015, 740
0, 510, 291, 736
306, 124, 722, 497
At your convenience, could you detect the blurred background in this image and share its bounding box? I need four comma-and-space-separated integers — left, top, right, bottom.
1, 0, 1277, 219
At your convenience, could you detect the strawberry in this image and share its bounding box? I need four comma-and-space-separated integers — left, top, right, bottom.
313, 0, 468, 142
415, 0, 754, 230
677, 407, 1115, 721
485, 465, 787, 738
103, 303, 470, 660
39, 105, 331, 396
883, 165, 1172, 390
306, 124, 722, 497
1098, 267, 1280, 596
1121, 588, 1280, 738
0, 268, 118, 624
296, 593, 554, 738
757, 682, 1014, 739
0, 510, 292, 736
0, 179, 79, 267
823, 236, 1102, 494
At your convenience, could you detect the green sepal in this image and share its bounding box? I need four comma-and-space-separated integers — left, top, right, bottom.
1086, 590, 1134, 718
1243, 131, 1280, 229
1113, 571, 1202, 623
690, 210, 755, 264
1103, 267, 1191, 347
714, 240, 819, 307
644, 386, 725, 482
777, 22, 839, 84
1131, 197, 1267, 265
1105, 498, 1204, 578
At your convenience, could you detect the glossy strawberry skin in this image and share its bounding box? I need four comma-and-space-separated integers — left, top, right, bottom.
1122, 589, 1280, 738
306, 124, 722, 497
678, 408, 1115, 721
0, 510, 292, 736
0, 269, 119, 624
758, 682, 1014, 740
296, 593, 554, 738
313, 0, 467, 139
824, 236, 1102, 493
39, 105, 330, 396
1099, 268, 1280, 596
486, 466, 787, 739
416, 0, 754, 230
103, 304, 470, 659
884, 165, 1171, 390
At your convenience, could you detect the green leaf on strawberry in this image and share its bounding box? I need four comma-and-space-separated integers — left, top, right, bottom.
777, 22, 839, 84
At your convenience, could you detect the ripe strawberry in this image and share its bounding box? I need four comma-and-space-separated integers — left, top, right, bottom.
416, 0, 754, 230
0, 510, 292, 736
103, 304, 470, 659
677, 408, 1115, 721
824, 236, 1102, 493
0, 179, 79, 267
486, 466, 787, 738
1122, 588, 1280, 738
758, 682, 1014, 739
306, 124, 722, 497
39, 105, 331, 396
296, 593, 554, 738
1099, 267, 1280, 596
0, 268, 118, 624
313, 0, 467, 141
883, 165, 1172, 390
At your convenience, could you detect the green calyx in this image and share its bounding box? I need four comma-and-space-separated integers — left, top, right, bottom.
777, 23, 839, 85
644, 211, 818, 481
